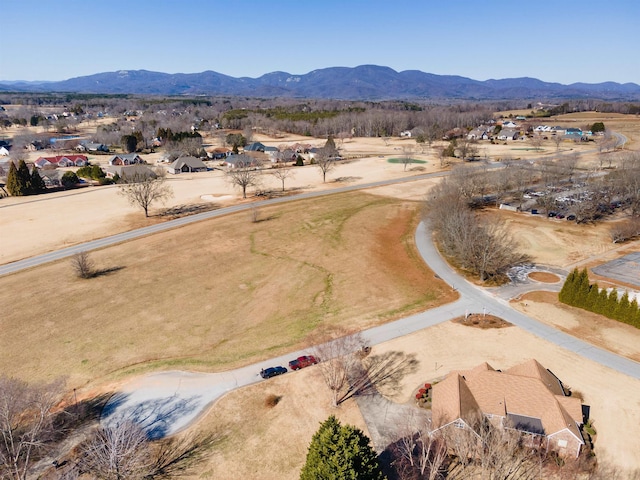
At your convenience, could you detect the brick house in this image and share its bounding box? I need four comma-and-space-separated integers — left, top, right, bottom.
432, 359, 585, 458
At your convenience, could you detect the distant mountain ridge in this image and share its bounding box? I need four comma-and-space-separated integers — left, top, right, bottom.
1, 65, 639, 100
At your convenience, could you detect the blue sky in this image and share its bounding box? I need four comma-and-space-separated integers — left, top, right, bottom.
1, 0, 638, 84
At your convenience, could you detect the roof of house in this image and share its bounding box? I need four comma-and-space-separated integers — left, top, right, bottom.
244, 142, 266, 151
108, 153, 143, 162
498, 129, 518, 137
432, 360, 584, 444
168, 156, 207, 170
105, 164, 156, 178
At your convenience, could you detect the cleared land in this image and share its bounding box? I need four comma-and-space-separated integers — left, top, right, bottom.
0, 192, 455, 387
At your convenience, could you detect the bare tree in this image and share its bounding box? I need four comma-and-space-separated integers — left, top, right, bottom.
428, 180, 529, 282
118, 170, 173, 217
394, 412, 447, 480
71, 251, 95, 279
402, 146, 414, 171
0, 376, 65, 480
225, 157, 262, 199
529, 134, 544, 151
78, 420, 221, 480
455, 138, 478, 161
552, 134, 564, 151
314, 149, 335, 183
609, 218, 640, 243
80, 420, 153, 480
313, 333, 368, 407
558, 153, 580, 183
269, 165, 295, 192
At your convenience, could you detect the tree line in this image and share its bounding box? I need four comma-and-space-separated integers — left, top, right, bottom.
559, 268, 640, 328
427, 176, 529, 282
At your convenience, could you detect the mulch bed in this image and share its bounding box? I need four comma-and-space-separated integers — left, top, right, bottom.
452, 313, 512, 329
528, 271, 561, 283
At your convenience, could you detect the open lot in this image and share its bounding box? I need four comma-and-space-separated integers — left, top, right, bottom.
0, 192, 456, 387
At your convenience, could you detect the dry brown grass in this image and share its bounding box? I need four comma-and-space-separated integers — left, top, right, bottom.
185, 368, 366, 480
0, 191, 455, 388
528, 271, 560, 283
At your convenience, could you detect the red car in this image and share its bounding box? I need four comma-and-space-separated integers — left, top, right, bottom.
288, 355, 319, 370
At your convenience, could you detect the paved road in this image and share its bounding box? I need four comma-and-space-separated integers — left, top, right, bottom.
101, 220, 640, 438
0, 170, 449, 276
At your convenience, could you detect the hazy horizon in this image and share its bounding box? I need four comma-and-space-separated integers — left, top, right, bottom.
1, 0, 639, 84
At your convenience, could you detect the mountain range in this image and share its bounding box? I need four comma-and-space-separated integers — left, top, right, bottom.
1, 65, 639, 100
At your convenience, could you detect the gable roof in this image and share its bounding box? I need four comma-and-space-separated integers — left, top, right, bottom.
34, 155, 88, 167
432, 373, 482, 428
504, 359, 564, 395
168, 156, 206, 170
433, 360, 584, 444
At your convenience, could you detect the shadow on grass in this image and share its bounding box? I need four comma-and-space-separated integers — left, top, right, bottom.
90, 266, 126, 278
159, 203, 221, 218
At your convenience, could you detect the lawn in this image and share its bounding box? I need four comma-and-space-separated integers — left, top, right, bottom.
0, 191, 454, 389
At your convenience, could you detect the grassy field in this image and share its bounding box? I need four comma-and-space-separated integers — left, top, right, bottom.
0, 191, 455, 389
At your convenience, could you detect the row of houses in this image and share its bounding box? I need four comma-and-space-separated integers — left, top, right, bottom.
467, 124, 590, 142
33, 153, 146, 169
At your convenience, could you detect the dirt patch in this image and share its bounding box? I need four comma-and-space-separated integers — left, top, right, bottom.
452, 314, 512, 329
528, 271, 560, 283
512, 291, 640, 362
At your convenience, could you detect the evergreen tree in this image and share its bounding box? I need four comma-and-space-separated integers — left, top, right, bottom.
574, 268, 591, 308
30, 167, 46, 194
17, 159, 32, 195
300, 416, 386, 480
629, 298, 640, 327
616, 291, 631, 323
597, 287, 610, 316
559, 268, 579, 305
6, 161, 21, 196
585, 283, 600, 312
606, 288, 619, 317
61, 171, 79, 189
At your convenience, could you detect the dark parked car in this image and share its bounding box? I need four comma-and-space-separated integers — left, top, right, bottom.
567, 215, 576, 221
260, 366, 287, 379
556, 213, 565, 219
289, 355, 319, 370
548, 211, 557, 217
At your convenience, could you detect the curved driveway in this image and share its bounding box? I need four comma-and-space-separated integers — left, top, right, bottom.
101, 221, 640, 438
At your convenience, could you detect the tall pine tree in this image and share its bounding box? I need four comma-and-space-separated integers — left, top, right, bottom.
30, 167, 46, 194
6, 161, 21, 196
606, 288, 619, 317
300, 415, 386, 480
559, 268, 578, 305
17, 160, 32, 195
615, 291, 631, 323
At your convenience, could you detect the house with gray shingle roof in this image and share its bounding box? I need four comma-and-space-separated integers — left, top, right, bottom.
108, 153, 145, 166
166, 156, 207, 174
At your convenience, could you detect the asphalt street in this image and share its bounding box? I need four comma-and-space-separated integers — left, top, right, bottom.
100, 220, 640, 438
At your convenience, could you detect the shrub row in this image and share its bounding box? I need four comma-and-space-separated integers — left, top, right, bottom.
559, 268, 640, 328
